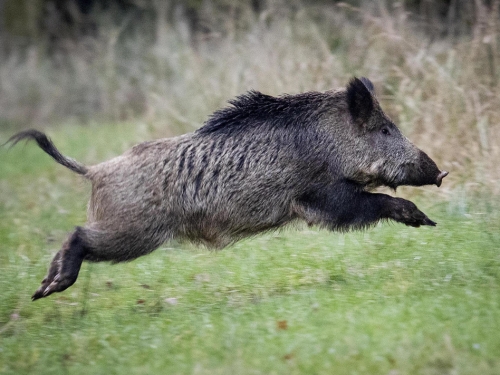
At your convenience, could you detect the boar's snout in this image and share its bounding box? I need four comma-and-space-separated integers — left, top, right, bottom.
404, 150, 448, 187
418, 150, 448, 187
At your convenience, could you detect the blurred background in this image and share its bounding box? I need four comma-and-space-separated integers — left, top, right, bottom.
0, 0, 499, 196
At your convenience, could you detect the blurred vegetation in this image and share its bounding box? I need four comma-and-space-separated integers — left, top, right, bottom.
0, 0, 492, 43
0, 0, 499, 196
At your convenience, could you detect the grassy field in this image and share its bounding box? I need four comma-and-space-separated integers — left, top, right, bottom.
1, 124, 499, 375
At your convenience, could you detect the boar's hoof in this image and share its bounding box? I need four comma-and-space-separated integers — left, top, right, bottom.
32, 272, 78, 300
404, 215, 436, 228
436, 171, 449, 187
392, 198, 437, 227
418, 216, 437, 227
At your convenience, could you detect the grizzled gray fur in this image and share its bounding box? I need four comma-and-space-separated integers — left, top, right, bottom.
7, 77, 448, 301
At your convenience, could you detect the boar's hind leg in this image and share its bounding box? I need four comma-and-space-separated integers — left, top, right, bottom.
32, 227, 88, 301
81, 225, 168, 262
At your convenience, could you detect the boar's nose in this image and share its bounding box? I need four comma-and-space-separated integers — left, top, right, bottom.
436, 170, 449, 187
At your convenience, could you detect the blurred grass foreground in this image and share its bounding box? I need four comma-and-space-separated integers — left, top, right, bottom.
1, 1, 500, 374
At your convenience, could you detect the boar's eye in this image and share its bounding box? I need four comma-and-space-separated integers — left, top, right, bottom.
381, 128, 390, 136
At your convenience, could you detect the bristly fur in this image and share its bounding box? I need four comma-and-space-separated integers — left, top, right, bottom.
197, 90, 331, 135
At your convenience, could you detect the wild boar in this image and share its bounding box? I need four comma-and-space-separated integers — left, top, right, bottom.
7, 77, 448, 300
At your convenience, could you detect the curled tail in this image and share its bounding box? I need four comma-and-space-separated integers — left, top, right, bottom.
6, 129, 88, 175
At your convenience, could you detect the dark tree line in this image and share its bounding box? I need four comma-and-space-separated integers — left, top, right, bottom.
0, 0, 497, 51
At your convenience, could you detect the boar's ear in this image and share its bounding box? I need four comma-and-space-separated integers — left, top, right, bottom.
347, 77, 374, 126
359, 77, 375, 94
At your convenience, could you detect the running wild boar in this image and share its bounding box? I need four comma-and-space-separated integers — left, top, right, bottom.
7, 77, 448, 300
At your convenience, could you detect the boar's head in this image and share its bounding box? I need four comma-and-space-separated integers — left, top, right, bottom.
330, 77, 448, 189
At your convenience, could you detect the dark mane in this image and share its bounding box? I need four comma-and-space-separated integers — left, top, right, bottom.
196, 90, 331, 135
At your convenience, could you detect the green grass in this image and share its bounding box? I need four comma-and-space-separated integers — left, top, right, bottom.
1, 124, 499, 375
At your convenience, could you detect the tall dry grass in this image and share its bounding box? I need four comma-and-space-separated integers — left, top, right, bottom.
0, 1, 499, 196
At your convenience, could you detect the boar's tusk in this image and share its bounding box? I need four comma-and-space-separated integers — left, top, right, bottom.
436, 171, 449, 187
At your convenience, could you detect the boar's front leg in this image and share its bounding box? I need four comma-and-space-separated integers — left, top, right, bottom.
383, 196, 436, 227
295, 182, 436, 230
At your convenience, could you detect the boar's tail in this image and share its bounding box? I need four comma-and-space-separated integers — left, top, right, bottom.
6, 129, 88, 176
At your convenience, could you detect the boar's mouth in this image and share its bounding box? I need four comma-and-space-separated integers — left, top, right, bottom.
349, 152, 448, 189
397, 151, 448, 188
387, 167, 448, 189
